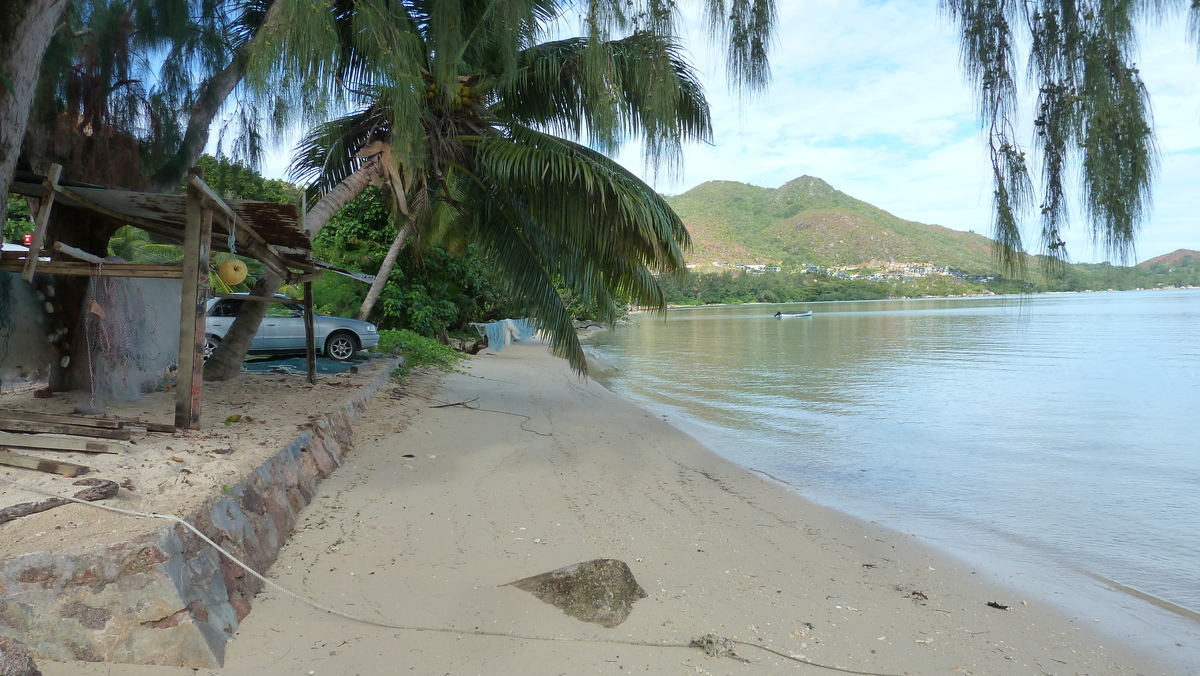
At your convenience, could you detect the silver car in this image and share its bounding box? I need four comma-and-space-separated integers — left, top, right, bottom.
205, 295, 379, 361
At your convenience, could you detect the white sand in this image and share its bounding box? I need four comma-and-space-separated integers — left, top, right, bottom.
38, 343, 1188, 675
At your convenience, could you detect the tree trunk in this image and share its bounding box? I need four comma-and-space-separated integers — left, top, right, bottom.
302, 156, 384, 237
202, 157, 384, 380
145, 0, 284, 194
0, 0, 70, 222
358, 220, 413, 321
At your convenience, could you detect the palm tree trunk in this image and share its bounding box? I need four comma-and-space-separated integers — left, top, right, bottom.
0, 0, 71, 221
302, 156, 383, 237
358, 220, 413, 321
202, 156, 385, 380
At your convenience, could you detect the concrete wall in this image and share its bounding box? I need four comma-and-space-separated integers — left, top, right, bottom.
0, 359, 400, 667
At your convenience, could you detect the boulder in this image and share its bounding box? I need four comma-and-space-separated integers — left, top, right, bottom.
506, 559, 646, 628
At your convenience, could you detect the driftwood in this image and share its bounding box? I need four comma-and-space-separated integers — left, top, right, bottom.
110, 417, 175, 433
448, 337, 488, 355
0, 478, 118, 525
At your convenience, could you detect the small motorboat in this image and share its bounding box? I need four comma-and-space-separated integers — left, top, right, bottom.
774, 311, 813, 318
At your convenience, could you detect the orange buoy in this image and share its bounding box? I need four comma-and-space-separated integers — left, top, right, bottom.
217, 258, 248, 286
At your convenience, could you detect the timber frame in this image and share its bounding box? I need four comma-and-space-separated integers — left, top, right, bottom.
3, 165, 318, 430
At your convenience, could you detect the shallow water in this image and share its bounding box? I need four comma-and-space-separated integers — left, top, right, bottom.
587, 289, 1200, 663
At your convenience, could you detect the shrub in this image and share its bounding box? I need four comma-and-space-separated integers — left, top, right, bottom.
376, 329, 467, 379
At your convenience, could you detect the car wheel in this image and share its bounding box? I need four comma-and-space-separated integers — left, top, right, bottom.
324, 331, 359, 361
203, 335, 221, 361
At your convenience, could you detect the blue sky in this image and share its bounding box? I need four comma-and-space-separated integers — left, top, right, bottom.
259, 1, 1200, 264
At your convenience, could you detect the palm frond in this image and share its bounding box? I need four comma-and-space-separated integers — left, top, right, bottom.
463, 180, 589, 374
496, 32, 711, 174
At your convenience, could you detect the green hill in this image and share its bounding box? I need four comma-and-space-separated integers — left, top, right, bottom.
667, 176, 999, 272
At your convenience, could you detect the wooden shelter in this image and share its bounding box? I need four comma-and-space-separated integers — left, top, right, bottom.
2, 165, 317, 430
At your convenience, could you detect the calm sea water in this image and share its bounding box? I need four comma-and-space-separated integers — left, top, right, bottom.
586, 289, 1200, 662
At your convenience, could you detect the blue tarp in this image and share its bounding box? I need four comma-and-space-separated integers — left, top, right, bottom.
472, 318, 538, 351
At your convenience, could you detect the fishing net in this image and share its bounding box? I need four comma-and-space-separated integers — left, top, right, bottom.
79, 269, 181, 411
0, 271, 54, 391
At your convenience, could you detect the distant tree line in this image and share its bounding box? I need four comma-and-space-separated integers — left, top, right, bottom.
656, 263, 1200, 307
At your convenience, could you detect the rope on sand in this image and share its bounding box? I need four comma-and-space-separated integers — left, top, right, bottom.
0, 476, 905, 676
422, 394, 553, 437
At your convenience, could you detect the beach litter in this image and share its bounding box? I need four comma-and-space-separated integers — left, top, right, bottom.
505, 558, 647, 628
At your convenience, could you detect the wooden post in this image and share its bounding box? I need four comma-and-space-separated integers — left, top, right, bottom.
175, 169, 211, 430
22, 164, 62, 282
303, 281, 316, 385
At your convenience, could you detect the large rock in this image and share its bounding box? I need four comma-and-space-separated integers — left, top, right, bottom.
0, 637, 41, 676
506, 559, 646, 628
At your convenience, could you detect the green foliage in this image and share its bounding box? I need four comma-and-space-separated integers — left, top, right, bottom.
377, 329, 467, 380
4, 195, 33, 244
191, 155, 302, 204
658, 270, 898, 306
657, 254, 1200, 307
311, 188, 502, 334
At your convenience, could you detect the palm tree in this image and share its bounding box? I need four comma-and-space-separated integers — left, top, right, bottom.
204, 0, 776, 379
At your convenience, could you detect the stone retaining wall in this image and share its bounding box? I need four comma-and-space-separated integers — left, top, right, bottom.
0, 359, 400, 668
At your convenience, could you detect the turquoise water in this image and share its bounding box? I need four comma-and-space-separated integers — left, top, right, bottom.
586, 289, 1200, 662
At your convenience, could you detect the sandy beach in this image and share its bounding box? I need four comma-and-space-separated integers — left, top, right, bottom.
35, 342, 1185, 676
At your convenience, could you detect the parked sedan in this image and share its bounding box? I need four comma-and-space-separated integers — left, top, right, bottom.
205, 295, 379, 361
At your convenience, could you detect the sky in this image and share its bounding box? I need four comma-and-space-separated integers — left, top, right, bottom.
259, 1, 1200, 265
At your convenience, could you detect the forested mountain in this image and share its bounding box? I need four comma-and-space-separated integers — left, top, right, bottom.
666, 176, 999, 272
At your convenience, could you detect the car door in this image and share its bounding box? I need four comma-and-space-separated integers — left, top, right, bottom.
206, 299, 269, 350
259, 301, 308, 351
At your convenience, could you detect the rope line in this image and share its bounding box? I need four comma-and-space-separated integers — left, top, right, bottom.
421, 394, 553, 437
0, 476, 906, 675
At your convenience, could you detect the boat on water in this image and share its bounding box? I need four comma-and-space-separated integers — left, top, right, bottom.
774, 311, 813, 318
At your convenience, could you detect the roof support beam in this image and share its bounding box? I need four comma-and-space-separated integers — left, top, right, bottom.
176, 172, 211, 430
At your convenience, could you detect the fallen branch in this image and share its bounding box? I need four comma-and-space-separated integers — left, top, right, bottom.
0, 478, 118, 525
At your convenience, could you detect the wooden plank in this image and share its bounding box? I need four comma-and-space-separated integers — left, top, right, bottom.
304, 281, 317, 385
0, 449, 89, 477
176, 171, 210, 431
52, 240, 105, 264
0, 419, 131, 440
0, 260, 184, 278
23, 164, 62, 282
50, 183, 185, 244
0, 431, 123, 454
0, 409, 123, 429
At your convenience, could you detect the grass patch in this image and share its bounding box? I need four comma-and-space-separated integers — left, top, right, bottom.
376, 329, 468, 381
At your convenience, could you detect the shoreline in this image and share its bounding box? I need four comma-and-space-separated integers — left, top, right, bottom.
37, 343, 1189, 674
586, 364, 1200, 674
